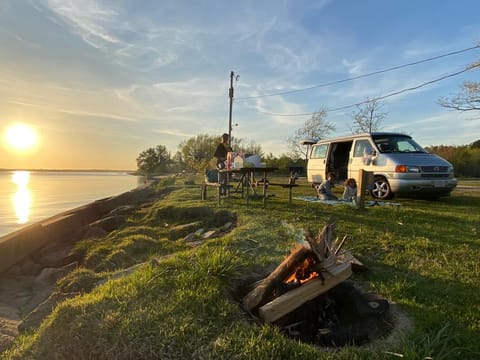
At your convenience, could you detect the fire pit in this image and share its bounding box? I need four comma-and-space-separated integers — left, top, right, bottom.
237, 218, 395, 348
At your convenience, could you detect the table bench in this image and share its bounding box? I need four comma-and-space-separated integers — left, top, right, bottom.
255, 180, 299, 206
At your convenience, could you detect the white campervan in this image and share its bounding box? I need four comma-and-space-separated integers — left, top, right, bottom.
302, 132, 457, 199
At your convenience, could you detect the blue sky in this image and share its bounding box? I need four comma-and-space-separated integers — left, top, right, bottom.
0, 0, 479, 170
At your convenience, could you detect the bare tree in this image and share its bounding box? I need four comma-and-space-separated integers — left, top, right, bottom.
350, 98, 387, 134
287, 109, 335, 160
439, 81, 480, 112
438, 60, 480, 115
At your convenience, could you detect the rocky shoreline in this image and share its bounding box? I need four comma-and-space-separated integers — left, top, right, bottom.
0, 182, 161, 352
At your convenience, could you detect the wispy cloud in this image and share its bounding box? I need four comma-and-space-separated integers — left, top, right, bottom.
45, 0, 124, 48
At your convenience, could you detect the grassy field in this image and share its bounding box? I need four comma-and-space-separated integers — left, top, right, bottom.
3, 176, 479, 359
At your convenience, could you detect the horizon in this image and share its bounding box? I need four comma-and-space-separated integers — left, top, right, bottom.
1, 1, 479, 170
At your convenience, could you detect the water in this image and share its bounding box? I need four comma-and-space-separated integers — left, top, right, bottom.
0, 171, 143, 238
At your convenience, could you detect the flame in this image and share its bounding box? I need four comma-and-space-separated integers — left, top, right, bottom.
284, 256, 320, 285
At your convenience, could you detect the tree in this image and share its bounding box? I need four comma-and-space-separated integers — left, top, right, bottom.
287, 109, 335, 160
471, 139, 480, 148
178, 133, 264, 171
136, 145, 171, 175
438, 60, 480, 115
178, 134, 218, 171
350, 98, 387, 134
233, 138, 263, 157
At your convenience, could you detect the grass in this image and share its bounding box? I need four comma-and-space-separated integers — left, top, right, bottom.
3, 177, 479, 359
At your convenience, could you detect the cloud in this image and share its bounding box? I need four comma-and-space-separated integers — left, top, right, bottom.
45, 0, 124, 48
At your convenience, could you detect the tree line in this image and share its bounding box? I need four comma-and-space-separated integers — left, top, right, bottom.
426, 141, 480, 177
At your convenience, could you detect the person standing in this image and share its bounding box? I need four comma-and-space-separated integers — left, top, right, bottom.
213, 133, 232, 195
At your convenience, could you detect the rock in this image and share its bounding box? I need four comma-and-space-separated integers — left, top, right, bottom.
183, 233, 197, 242
202, 230, 216, 239
6, 257, 42, 277
33, 243, 79, 268
168, 221, 202, 240
34, 262, 78, 287
222, 222, 233, 230
18, 292, 72, 332
194, 228, 205, 236
82, 225, 108, 239
107, 205, 137, 216
0, 313, 20, 352
89, 215, 125, 233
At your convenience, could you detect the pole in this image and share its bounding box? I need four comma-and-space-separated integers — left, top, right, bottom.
228, 71, 234, 146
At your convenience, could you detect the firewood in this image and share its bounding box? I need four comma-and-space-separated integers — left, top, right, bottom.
334, 235, 349, 255
306, 217, 335, 261
336, 250, 368, 272
258, 261, 352, 323
241, 245, 312, 312
305, 230, 325, 262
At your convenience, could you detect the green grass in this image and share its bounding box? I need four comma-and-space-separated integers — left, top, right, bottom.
3, 178, 479, 359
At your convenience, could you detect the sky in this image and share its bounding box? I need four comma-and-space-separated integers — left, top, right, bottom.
0, 0, 479, 170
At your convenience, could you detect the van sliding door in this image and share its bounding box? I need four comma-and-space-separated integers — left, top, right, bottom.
349, 139, 374, 179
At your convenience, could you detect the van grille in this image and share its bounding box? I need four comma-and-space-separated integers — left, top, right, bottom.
420, 166, 448, 172
420, 173, 450, 178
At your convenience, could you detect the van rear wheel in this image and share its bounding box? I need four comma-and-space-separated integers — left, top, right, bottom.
371, 176, 393, 200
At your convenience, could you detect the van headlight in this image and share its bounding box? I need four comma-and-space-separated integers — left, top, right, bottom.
448, 166, 453, 173
395, 165, 421, 173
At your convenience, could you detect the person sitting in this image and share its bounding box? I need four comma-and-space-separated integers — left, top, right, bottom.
316, 172, 337, 200
342, 178, 357, 202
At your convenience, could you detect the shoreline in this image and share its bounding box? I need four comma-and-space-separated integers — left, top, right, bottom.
0, 181, 160, 351
0, 181, 156, 274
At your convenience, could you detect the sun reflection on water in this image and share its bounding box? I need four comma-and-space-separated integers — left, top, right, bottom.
11, 171, 32, 224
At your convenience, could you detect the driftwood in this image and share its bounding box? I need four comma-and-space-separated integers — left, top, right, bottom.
242, 245, 312, 312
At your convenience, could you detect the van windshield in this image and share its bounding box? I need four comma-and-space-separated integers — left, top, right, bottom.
372, 135, 426, 154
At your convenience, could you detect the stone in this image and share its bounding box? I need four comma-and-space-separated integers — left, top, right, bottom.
82, 225, 108, 239
34, 262, 78, 287
34, 244, 78, 268
89, 215, 125, 233
183, 233, 197, 242
168, 221, 202, 240
202, 230, 216, 239
18, 292, 72, 332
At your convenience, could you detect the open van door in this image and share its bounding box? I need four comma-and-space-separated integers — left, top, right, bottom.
348, 138, 375, 179
306, 143, 329, 183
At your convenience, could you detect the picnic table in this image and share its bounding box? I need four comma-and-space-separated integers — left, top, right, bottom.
220, 167, 278, 206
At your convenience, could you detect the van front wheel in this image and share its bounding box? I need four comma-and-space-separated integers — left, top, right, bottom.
371, 176, 393, 199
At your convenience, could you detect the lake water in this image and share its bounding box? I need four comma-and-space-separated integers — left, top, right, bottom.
0, 171, 143, 238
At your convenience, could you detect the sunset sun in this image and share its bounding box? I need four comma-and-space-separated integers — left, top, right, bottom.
4, 124, 38, 151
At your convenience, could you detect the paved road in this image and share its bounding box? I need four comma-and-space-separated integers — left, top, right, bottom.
454, 185, 480, 192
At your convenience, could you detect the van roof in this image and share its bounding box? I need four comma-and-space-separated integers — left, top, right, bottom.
309, 132, 411, 145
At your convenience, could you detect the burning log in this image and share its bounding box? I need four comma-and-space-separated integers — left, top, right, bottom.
242, 245, 313, 312
258, 260, 352, 323
242, 218, 360, 323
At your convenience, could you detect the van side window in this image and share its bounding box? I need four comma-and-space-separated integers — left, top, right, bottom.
311, 144, 328, 159
353, 140, 373, 157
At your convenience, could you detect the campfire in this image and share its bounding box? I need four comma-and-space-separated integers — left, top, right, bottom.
241, 218, 392, 347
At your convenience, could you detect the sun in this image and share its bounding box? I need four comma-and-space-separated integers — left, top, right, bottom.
4, 123, 38, 151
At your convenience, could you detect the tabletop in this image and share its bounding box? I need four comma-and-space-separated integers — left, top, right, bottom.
219, 167, 278, 173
